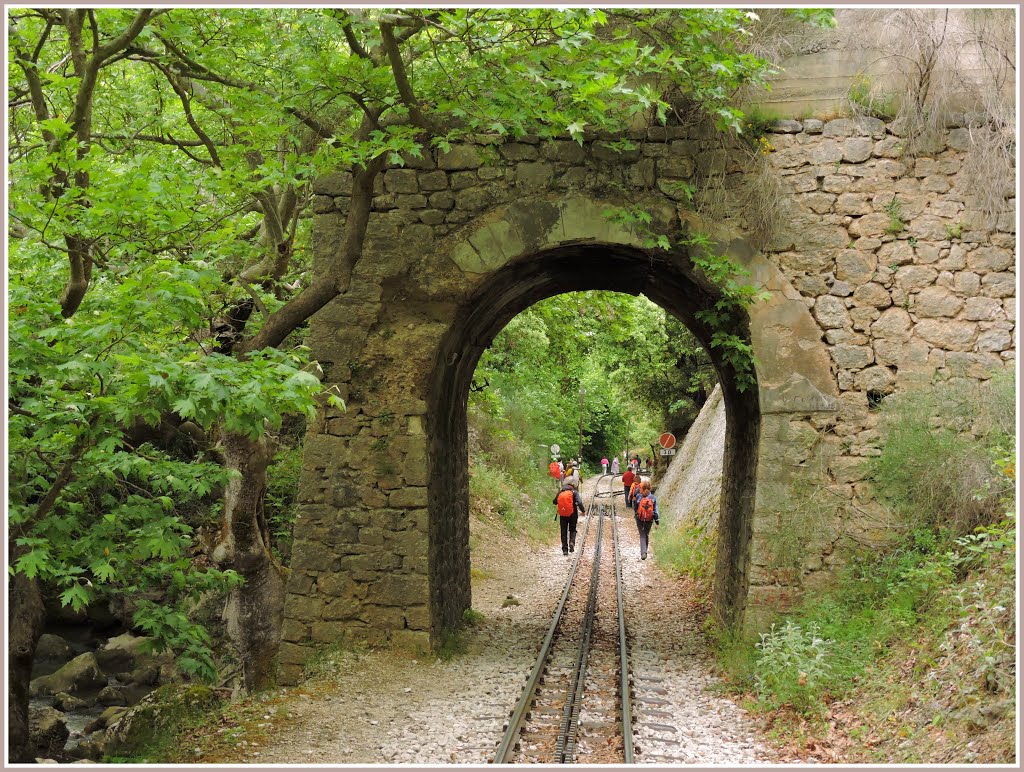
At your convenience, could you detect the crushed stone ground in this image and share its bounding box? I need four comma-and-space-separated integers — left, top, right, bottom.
213, 476, 802, 764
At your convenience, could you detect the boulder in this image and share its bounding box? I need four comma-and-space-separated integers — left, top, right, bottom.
36, 634, 74, 663
66, 735, 107, 761
94, 633, 153, 674
29, 706, 69, 760
84, 706, 128, 735
30, 652, 107, 697
53, 692, 94, 712
98, 685, 129, 707
105, 685, 219, 758
127, 664, 161, 686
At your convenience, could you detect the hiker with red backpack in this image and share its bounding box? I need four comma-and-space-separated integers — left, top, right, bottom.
633, 480, 660, 560
553, 480, 584, 556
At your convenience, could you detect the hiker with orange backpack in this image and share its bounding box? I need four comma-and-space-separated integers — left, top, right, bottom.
633, 480, 660, 560
552, 479, 584, 556
628, 475, 644, 509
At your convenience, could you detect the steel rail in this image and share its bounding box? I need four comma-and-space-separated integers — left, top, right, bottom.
493, 491, 598, 764
612, 495, 634, 762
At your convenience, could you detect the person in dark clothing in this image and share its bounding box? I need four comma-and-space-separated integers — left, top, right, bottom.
621, 467, 636, 507
553, 480, 584, 555
633, 480, 660, 560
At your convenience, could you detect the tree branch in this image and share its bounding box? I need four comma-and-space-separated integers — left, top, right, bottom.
94, 8, 156, 66
341, 21, 371, 61
154, 62, 223, 166
380, 20, 428, 129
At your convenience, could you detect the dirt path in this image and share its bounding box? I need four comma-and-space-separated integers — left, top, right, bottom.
198, 475, 796, 764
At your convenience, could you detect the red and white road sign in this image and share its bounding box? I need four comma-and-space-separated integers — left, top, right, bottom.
659, 432, 676, 449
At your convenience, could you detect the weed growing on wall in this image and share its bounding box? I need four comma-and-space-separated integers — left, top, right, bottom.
655, 523, 717, 584
867, 369, 1014, 533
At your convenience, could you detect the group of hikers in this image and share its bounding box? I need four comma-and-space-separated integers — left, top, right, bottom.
548, 453, 660, 560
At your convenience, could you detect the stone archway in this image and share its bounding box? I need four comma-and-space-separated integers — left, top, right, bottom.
279, 189, 838, 683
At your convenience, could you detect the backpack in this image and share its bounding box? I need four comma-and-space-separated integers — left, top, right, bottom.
557, 489, 576, 516
549, 461, 561, 479
637, 495, 655, 522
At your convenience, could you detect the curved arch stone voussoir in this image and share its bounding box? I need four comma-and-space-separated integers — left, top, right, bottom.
450, 195, 649, 275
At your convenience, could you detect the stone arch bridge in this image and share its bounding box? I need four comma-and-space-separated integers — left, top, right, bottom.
279, 118, 1015, 683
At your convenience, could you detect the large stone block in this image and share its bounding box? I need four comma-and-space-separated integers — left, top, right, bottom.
437, 145, 482, 170
976, 329, 1013, 352
516, 161, 554, 189
871, 307, 913, 342
542, 140, 587, 164
835, 250, 877, 284
853, 365, 896, 393
894, 265, 938, 291
321, 596, 361, 621
285, 594, 326, 623
831, 344, 874, 369
914, 319, 979, 351
848, 212, 891, 238
389, 486, 428, 508
963, 297, 1004, 321
968, 247, 1014, 272
813, 295, 851, 329
851, 282, 892, 309
384, 169, 419, 194
279, 642, 312, 667
313, 172, 354, 196
913, 286, 964, 318
981, 272, 1016, 298
372, 574, 430, 606
390, 629, 431, 654
842, 137, 873, 163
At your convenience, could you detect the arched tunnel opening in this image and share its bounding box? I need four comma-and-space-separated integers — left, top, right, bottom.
427, 243, 761, 643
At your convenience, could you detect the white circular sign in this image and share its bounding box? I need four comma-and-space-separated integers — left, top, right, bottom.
550, 444, 560, 454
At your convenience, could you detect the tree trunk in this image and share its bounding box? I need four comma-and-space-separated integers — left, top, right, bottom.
8, 550, 47, 763
213, 431, 285, 691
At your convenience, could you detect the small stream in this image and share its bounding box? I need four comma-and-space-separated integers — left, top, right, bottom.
30, 620, 144, 758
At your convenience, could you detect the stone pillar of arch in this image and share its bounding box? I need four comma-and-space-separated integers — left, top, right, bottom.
279, 191, 837, 683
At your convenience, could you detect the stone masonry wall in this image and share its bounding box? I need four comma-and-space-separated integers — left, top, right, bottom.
666, 115, 1015, 624
762, 114, 1015, 536
284, 115, 1016, 680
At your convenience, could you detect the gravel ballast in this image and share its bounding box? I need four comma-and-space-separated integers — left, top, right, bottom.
218, 476, 798, 764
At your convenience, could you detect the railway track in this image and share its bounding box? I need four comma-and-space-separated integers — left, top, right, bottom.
493, 474, 635, 764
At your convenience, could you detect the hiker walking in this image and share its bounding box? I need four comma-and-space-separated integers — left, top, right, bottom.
621, 466, 636, 508
553, 480, 584, 556
563, 461, 581, 491
633, 479, 660, 560
610, 456, 620, 475
601, 456, 609, 474
548, 457, 563, 493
